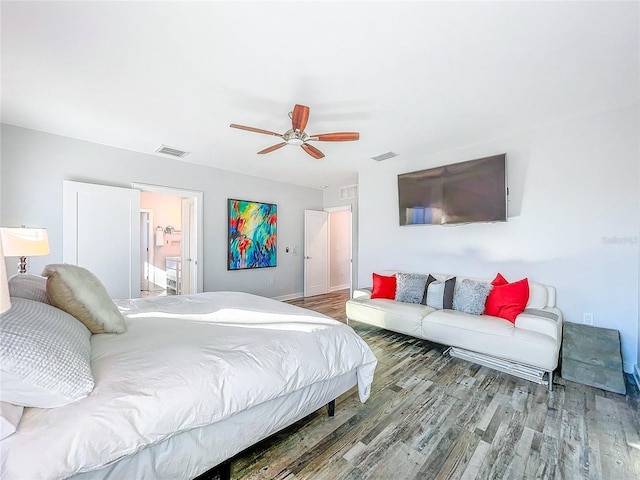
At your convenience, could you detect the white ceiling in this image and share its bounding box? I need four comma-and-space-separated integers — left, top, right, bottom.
2, 1, 638, 190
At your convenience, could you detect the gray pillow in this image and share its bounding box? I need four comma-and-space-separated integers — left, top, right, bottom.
0, 297, 94, 408
453, 279, 492, 315
395, 272, 429, 304
7, 274, 50, 304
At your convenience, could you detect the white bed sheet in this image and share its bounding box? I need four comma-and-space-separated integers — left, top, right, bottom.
1, 292, 377, 480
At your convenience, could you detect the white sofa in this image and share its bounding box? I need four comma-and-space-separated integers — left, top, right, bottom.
346, 272, 563, 389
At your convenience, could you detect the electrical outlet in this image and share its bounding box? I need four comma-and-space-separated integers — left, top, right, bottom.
583, 313, 593, 325
269, 276, 275, 285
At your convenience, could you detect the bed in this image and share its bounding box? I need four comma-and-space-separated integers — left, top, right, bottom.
1, 267, 377, 480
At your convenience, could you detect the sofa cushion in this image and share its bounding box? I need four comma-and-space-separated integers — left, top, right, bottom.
452, 279, 492, 315
346, 296, 434, 337
485, 274, 530, 323
371, 273, 396, 300
421, 275, 456, 309
395, 272, 429, 304
526, 281, 549, 309
422, 309, 560, 371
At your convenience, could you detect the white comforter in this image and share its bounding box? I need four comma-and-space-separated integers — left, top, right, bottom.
1, 292, 377, 479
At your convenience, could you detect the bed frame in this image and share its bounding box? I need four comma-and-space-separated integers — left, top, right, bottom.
201, 400, 336, 480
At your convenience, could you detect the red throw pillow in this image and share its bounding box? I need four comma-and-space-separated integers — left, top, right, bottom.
491, 273, 508, 287
484, 274, 529, 323
371, 273, 396, 299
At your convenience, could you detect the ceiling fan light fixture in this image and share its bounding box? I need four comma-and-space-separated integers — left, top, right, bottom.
230, 104, 358, 159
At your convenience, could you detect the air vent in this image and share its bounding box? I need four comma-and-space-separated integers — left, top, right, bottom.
371, 151, 399, 162
155, 145, 189, 158
339, 184, 358, 199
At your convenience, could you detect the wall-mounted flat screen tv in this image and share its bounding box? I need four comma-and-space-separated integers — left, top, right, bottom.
398, 153, 507, 226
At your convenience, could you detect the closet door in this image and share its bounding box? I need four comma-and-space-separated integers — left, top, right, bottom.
63, 180, 140, 299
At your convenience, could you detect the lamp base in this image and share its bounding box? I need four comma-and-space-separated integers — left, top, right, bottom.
18, 256, 27, 274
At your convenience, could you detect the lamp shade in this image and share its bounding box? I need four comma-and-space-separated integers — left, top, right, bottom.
0, 239, 10, 313
1, 227, 50, 257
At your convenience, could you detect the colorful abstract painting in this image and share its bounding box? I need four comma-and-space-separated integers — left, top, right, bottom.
228, 199, 277, 270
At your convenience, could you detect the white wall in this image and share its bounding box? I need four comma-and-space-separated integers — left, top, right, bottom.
357, 104, 640, 373
0, 124, 323, 299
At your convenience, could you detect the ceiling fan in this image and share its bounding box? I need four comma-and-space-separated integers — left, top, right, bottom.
230, 104, 359, 159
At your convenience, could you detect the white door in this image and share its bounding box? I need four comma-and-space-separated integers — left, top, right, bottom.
181, 197, 197, 294
63, 180, 140, 299
304, 210, 328, 297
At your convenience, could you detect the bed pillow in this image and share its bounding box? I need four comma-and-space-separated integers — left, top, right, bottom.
484, 274, 530, 323
371, 273, 396, 299
42, 264, 127, 334
395, 272, 429, 304
8, 274, 50, 304
0, 402, 24, 440
0, 297, 94, 408
453, 279, 492, 315
421, 275, 456, 309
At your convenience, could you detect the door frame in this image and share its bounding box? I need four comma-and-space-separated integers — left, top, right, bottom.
132, 183, 204, 294
140, 209, 155, 290
324, 205, 353, 294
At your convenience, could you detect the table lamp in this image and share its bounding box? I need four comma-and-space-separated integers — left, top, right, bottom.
0, 226, 50, 274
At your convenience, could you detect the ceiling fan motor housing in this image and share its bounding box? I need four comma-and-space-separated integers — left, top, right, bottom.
284, 130, 308, 145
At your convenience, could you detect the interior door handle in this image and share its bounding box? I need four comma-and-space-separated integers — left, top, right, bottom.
305, 256, 312, 259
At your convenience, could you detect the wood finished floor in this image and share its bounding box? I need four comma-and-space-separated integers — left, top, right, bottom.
221, 290, 640, 479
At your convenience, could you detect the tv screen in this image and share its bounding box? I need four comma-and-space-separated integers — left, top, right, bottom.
398, 154, 507, 226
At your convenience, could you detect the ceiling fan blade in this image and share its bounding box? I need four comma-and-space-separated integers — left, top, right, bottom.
301, 143, 325, 159
257, 142, 287, 155
308, 132, 360, 142
291, 104, 310, 133
230, 124, 283, 137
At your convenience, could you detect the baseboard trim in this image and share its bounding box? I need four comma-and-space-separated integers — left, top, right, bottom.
329, 284, 350, 292
272, 292, 303, 302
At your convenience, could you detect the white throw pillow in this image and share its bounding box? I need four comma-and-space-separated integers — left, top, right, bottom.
0, 402, 24, 439
0, 297, 95, 408
42, 264, 127, 334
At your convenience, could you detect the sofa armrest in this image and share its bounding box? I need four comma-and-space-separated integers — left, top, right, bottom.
515, 307, 563, 343
352, 288, 372, 300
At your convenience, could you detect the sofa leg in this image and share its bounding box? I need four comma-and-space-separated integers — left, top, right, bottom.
547, 371, 553, 392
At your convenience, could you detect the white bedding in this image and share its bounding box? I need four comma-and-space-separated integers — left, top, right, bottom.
1, 292, 377, 480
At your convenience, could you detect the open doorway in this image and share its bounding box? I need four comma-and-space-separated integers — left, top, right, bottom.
303, 206, 353, 298
326, 206, 352, 293
133, 183, 203, 297
327, 208, 352, 292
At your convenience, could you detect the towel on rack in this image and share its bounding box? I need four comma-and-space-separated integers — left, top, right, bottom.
155, 229, 164, 247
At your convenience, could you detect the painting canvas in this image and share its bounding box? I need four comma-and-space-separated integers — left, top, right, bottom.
228, 199, 277, 270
